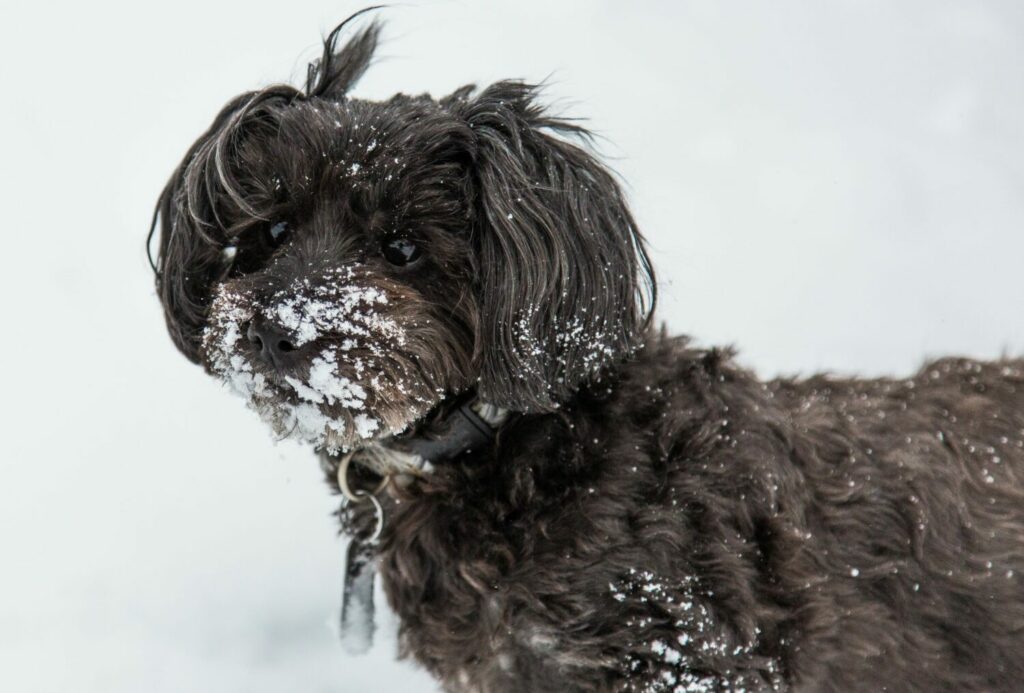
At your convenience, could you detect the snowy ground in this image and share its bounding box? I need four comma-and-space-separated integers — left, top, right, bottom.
2, 1, 1024, 691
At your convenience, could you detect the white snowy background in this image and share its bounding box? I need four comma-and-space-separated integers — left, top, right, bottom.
2, 1, 1024, 691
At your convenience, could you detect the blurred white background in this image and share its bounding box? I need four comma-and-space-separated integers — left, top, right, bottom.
2, 1, 1023, 691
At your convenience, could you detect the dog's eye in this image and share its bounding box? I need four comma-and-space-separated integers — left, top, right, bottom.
381, 238, 422, 266
267, 221, 290, 247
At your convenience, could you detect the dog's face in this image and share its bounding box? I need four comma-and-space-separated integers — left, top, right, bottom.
151, 19, 655, 453
186, 87, 482, 451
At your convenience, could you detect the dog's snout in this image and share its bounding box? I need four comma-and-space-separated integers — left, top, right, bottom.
246, 318, 299, 370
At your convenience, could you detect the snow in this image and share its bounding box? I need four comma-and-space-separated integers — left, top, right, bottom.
610, 569, 781, 692
269, 269, 401, 348
202, 268, 408, 452
6, 2, 1024, 692
339, 600, 374, 655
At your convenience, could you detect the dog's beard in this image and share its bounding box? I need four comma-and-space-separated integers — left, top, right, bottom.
201, 268, 443, 453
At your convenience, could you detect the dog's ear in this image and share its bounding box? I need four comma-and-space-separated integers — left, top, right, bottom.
451, 82, 656, 412
149, 85, 299, 363
149, 93, 252, 363
305, 13, 382, 99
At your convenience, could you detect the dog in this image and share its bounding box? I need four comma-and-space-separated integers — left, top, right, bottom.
149, 15, 1024, 692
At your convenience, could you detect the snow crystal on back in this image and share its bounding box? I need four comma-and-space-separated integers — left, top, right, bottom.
610, 569, 782, 693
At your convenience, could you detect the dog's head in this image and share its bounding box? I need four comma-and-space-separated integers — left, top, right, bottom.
150, 16, 655, 453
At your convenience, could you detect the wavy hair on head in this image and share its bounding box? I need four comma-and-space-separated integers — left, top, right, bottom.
147, 13, 384, 362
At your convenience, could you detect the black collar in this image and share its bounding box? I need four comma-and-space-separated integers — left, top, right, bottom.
394, 397, 504, 466
347, 396, 510, 481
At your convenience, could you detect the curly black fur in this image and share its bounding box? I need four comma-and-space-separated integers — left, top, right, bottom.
150, 16, 1024, 692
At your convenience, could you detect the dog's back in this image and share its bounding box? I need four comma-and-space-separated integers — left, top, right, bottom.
743, 355, 1024, 690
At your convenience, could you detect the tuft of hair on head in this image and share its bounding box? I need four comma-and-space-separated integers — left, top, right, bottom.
450, 81, 657, 412
305, 7, 384, 98
147, 11, 385, 362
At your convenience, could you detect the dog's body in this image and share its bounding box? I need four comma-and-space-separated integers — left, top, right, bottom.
355, 338, 1024, 692
151, 17, 1024, 692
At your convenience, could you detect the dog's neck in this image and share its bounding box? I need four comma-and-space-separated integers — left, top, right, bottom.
352, 396, 510, 479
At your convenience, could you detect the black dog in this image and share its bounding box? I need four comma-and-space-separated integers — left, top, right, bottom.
150, 16, 1024, 692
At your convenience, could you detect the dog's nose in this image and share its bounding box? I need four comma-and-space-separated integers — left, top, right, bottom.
246, 318, 299, 370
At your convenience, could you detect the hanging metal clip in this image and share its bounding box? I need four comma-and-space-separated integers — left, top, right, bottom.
336, 450, 391, 654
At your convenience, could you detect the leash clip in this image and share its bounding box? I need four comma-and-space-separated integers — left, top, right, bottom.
336, 449, 390, 655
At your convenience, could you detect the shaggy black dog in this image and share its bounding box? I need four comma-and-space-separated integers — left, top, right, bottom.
150, 16, 1024, 693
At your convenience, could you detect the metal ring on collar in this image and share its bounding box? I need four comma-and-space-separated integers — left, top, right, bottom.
337, 450, 390, 503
